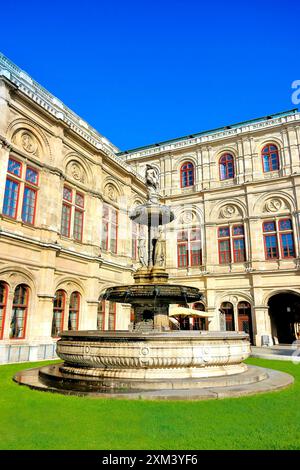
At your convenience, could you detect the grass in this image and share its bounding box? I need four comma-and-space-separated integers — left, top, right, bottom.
0, 358, 300, 450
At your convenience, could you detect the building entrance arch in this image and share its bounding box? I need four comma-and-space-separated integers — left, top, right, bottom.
268, 292, 300, 343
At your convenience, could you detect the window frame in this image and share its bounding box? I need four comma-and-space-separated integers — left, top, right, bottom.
10, 284, 29, 340
263, 218, 295, 260
0, 282, 8, 340
218, 224, 246, 264
52, 290, 66, 338
180, 162, 195, 188
219, 153, 235, 181
261, 144, 280, 173
68, 291, 80, 331
177, 227, 201, 268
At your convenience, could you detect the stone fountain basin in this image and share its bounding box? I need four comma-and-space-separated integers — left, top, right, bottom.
103, 284, 202, 304
56, 330, 251, 381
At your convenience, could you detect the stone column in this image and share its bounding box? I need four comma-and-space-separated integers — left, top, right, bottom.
253, 306, 272, 346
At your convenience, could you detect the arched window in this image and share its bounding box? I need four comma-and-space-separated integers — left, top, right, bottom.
10, 284, 29, 339
68, 292, 80, 331
97, 297, 105, 330
180, 162, 194, 188
193, 302, 208, 330
108, 301, 116, 330
52, 290, 65, 337
219, 154, 235, 180
237, 301, 253, 342
220, 302, 235, 331
0, 282, 8, 339
262, 144, 279, 172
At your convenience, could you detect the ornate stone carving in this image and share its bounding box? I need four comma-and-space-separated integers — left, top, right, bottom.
21, 132, 38, 154
220, 205, 238, 219
66, 161, 86, 183
265, 198, 283, 213
180, 211, 194, 224
13, 130, 39, 156
105, 184, 118, 202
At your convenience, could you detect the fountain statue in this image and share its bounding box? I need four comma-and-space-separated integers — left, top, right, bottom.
13, 166, 293, 399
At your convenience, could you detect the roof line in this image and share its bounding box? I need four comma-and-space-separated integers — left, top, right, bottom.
117, 108, 299, 156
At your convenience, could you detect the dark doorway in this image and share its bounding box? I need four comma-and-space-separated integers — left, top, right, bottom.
268, 293, 300, 344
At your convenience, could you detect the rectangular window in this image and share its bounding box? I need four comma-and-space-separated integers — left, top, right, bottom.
264, 234, 279, 259
108, 302, 116, 330
8, 158, 22, 177
61, 203, 71, 237
178, 243, 188, 267
101, 205, 109, 251
280, 233, 295, 258
219, 239, 231, 264
3, 179, 20, 218
21, 187, 37, 224
25, 167, 38, 185
262, 219, 295, 260
110, 208, 118, 254
233, 238, 246, 262
73, 209, 84, 241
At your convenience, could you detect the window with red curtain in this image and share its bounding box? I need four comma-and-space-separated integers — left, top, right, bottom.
10, 284, 29, 339
74, 192, 84, 241
68, 292, 80, 331
262, 144, 279, 172
52, 290, 65, 337
180, 162, 195, 188
0, 282, 8, 340
219, 154, 235, 180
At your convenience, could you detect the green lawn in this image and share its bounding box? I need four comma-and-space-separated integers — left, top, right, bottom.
0, 358, 299, 450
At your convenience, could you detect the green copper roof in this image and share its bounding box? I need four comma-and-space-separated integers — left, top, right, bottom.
117, 108, 298, 156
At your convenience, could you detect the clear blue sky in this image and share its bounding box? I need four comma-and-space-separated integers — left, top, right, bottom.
1, 0, 299, 150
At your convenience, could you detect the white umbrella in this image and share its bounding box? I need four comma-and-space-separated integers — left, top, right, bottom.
169, 306, 213, 318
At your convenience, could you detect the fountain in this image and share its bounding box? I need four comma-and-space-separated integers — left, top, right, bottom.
13, 165, 294, 399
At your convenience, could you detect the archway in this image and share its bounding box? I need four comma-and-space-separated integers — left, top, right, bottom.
268, 292, 300, 343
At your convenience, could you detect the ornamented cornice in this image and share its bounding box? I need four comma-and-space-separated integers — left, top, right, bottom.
0, 53, 144, 184
120, 112, 300, 161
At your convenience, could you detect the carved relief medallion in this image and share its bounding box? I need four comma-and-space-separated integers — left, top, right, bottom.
221, 205, 237, 219
265, 198, 282, 213
21, 132, 38, 154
